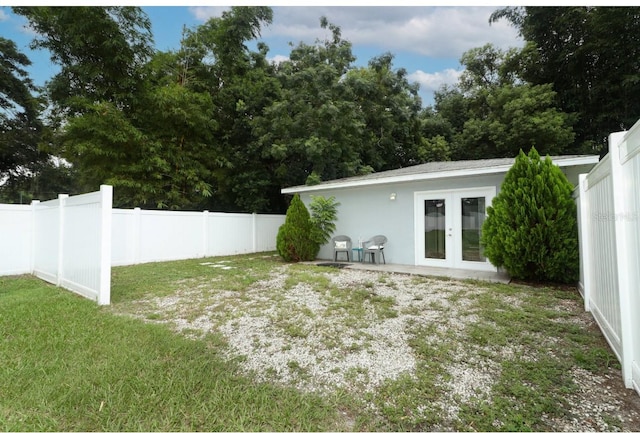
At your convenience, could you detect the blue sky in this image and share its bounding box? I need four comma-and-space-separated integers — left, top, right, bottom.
0, 5, 524, 106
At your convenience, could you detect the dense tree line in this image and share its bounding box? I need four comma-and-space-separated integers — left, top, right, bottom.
1, 6, 638, 211
491, 6, 640, 153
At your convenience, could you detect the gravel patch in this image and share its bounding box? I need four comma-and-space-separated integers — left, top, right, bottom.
219, 271, 430, 394
115, 263, 640, 431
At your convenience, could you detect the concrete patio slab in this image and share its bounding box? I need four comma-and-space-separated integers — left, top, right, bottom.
310, 260, 511, 284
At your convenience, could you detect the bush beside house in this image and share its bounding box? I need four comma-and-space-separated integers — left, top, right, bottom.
308, 195, 339, 246
481, 147, 580, 283
276, 194, 319, 262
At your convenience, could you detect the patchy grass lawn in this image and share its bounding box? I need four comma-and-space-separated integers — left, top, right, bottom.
0, 272, 341, 432
2, 253, 639, 431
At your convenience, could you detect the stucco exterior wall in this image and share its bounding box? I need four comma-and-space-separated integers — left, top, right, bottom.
560, 164, 591, 186
299, 173, 506, 265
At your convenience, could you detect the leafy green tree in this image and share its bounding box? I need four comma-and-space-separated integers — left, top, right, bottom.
432, 44, 574, 160
16, 7, 237, 209
457, 83, 575, 159
421, 89, 464, 159
276, 194, 319, 262
457, 44, 525, 92
252, 17, 365, 189
308, 195, 339, 246
254, 20, 428, 198
181, 7, 281, 212
417, 135, 451, 162
430, 86, 469, 137
61, 79, 216, 209
490, 6, 640, 153
16, 6, 285, 211
481, 147, 579, 283
13, 6, 153, 114
0, 157, 79, 203
344, 53, 424, 170
0, 37, 47, 191
12, 6, 193, 207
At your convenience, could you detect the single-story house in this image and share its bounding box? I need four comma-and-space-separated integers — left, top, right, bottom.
281, 155, 600, 272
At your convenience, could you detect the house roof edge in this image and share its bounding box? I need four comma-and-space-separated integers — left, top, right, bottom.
281, 154, 600, 195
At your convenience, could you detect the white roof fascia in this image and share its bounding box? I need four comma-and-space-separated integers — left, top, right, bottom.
554, 154, 600, 167
281, 155, 600, 194
281, 165, 511, 194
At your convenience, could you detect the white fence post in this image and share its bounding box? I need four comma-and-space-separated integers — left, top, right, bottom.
252, 212, 257, 253
202, 210, 209, 257
98, 185, 113, 305
619, 123, 640, 395
609, 132, 634, 388
133, 207, 141, 265
30, 200, 40, 273
577, 174, 591, 312
56, 194, 69, 286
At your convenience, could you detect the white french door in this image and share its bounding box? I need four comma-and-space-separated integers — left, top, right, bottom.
414, 187, 496, 271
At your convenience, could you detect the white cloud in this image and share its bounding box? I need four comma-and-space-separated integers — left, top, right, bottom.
184, 5, 522, 106
268, 54, 289, 65
3, 11, 39, 36
409, 68, 465, 106
19, 22, 39, 36
357, 7, 520, 57
188, 6, 229, 22
409, 68, 463, 94
0, 8, 37, 35
187, 6, 522, 60
265, 6, 522, 59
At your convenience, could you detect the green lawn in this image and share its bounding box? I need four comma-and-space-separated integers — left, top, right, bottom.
0, 272, 341, 432
0, 253, 625, 431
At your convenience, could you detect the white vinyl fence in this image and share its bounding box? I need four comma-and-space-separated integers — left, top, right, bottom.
29, 185, 112, 305
1, 188, 285, 305
576, 122, 640, 396
111, 208, 285, 266
0, 204, 33, 276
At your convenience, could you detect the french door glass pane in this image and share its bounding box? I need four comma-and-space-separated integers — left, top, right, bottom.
425, 199, 446, 259
461, 197, 486, 262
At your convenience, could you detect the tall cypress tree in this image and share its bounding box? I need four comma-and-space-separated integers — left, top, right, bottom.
481, 148, 579, 283
276, 195, 319, 262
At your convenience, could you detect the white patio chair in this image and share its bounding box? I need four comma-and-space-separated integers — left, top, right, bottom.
331, 235, 352, 262
363, 235, 387, 264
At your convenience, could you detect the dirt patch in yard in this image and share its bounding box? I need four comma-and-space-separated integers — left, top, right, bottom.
114, 264, 640, 431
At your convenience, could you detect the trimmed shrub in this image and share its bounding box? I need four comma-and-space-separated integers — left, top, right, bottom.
481, 147, 579, 283
276, 194, 320, 262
